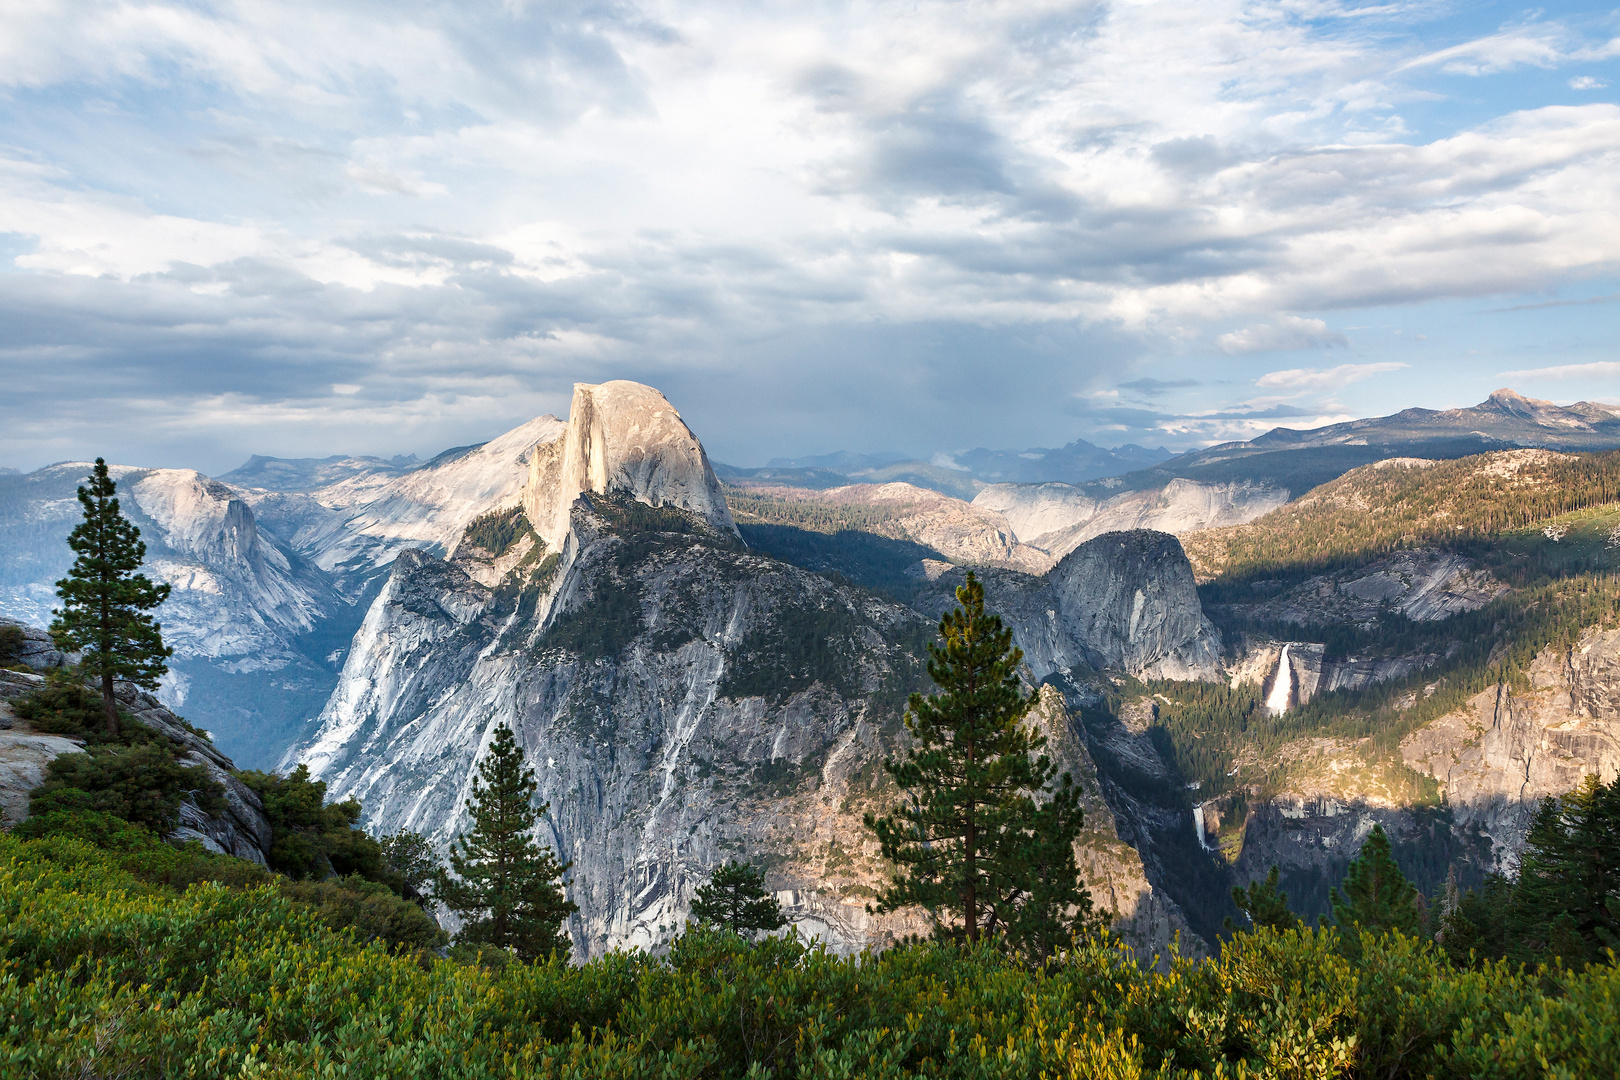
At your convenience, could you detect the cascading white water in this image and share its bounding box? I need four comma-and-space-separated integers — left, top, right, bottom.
1265, 644, 1293, 716
1192, 804, 1216, 852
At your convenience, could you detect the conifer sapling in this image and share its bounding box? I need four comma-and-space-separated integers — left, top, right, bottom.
689, 859, 787, 939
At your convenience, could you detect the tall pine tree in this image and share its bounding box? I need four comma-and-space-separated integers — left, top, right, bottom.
865, 571, 1093, 956
50, 458, 172, 738
437, 724, 577, 961
689, 860, 786, 939
1509, 774, 1620, 964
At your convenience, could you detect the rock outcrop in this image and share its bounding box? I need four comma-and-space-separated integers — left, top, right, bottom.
974, 479, 1289, 559
0, 650, 271, 862
523, 382, 735, 553
1401, 626, 1620, 866
1221, 549, 1505, 629
912, 531, 1223, 682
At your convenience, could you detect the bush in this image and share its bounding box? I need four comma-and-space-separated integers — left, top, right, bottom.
28, 741, 222, 832
13, 808, 157, 851
237, 764, 396, 887
3, 827, 1619, 1080
13, 671, 112, 737
279, 875, 446, 952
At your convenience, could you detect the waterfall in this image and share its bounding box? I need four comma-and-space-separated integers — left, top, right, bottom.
1265, 644, 1293, 716
1192, 805, 1216, 852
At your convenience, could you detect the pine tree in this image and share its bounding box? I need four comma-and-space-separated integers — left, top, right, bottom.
689, 860, 786, 939
50, 458, 172, 739
437, 724, 577, 961
864, 571, 1093, 953
1328, 823, 1422, 950
1509, 774, 1620, 964
1228, 864, 1299, 933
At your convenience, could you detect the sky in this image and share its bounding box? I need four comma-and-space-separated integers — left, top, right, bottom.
0, 0, 1618, 475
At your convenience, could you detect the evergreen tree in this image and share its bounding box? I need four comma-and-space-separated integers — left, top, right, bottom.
1509, 774, 1620, 964
689, 860, 786, 939
50, 459, 172, 738
1227, 865, 1299, 933
437, 724, 577, 961
864, 571, 1093, 953
1328, 824, 1422, 950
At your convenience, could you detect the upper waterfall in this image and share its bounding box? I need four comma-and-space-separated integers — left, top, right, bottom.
1265, 644, 1293, 716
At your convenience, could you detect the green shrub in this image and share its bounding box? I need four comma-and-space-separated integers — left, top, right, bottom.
12, 808, 156, 851
13, 671, 111, 737
28, 741, 222, 832
3, 828, 1619, 1080
279, 875, 446, 952
237, 764, 398, 887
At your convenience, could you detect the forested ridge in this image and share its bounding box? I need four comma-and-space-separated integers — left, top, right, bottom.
1185, 449, 1620, 581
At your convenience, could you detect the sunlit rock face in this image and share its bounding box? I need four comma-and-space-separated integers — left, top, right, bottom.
289, 385, 1222, 959
524, 381, 736, 554
1402, 627, 1620, 866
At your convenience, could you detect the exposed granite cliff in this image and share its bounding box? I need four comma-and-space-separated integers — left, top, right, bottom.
289, 386, 1222, 958
1401, 626, 1620, 867
912, 530, 1223, 683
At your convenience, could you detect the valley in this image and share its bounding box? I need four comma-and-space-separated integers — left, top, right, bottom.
3, 384, 1620, 959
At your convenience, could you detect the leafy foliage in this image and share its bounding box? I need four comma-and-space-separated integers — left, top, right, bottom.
48, 458, 172, 737
437, 723, 577, 961
0, 622, 23, 668
1229, 864, 1300, 933
278, 875, 447, 951
689, 860, 786, 939
237, 764, 392, 884
6, 825, 1620, 1079
866, 572, 1096, 959
28, 741, 221, 833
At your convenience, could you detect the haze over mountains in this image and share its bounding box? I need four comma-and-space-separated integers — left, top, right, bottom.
4, 382, 1620, 958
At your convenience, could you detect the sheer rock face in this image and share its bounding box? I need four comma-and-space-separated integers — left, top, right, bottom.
911, 531, 1223, 682
524, 382, 736, 554
289, 389, 1226, 958
1401, 627, 1620, 865
289, 503, 933, 958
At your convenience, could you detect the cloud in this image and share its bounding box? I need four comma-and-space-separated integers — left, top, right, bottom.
1570, 76, 1609, 90
1256, 362, 1408, 392
2, 2, 1620, 469
1218, 317, 1348, 355
1496, 361, 1620, 381
1117, 377, 1200, 395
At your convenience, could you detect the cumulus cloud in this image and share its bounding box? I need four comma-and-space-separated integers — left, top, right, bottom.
1218, 317, 1348, 355
1256, 362, 1408, 392
1570, 76, 1609, 90
1, 1, 1620, 469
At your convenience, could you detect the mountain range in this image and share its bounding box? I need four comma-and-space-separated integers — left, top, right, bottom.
2, 384, 1618, 958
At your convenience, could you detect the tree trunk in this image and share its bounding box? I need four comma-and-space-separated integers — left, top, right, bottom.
102, 668, 118, 740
